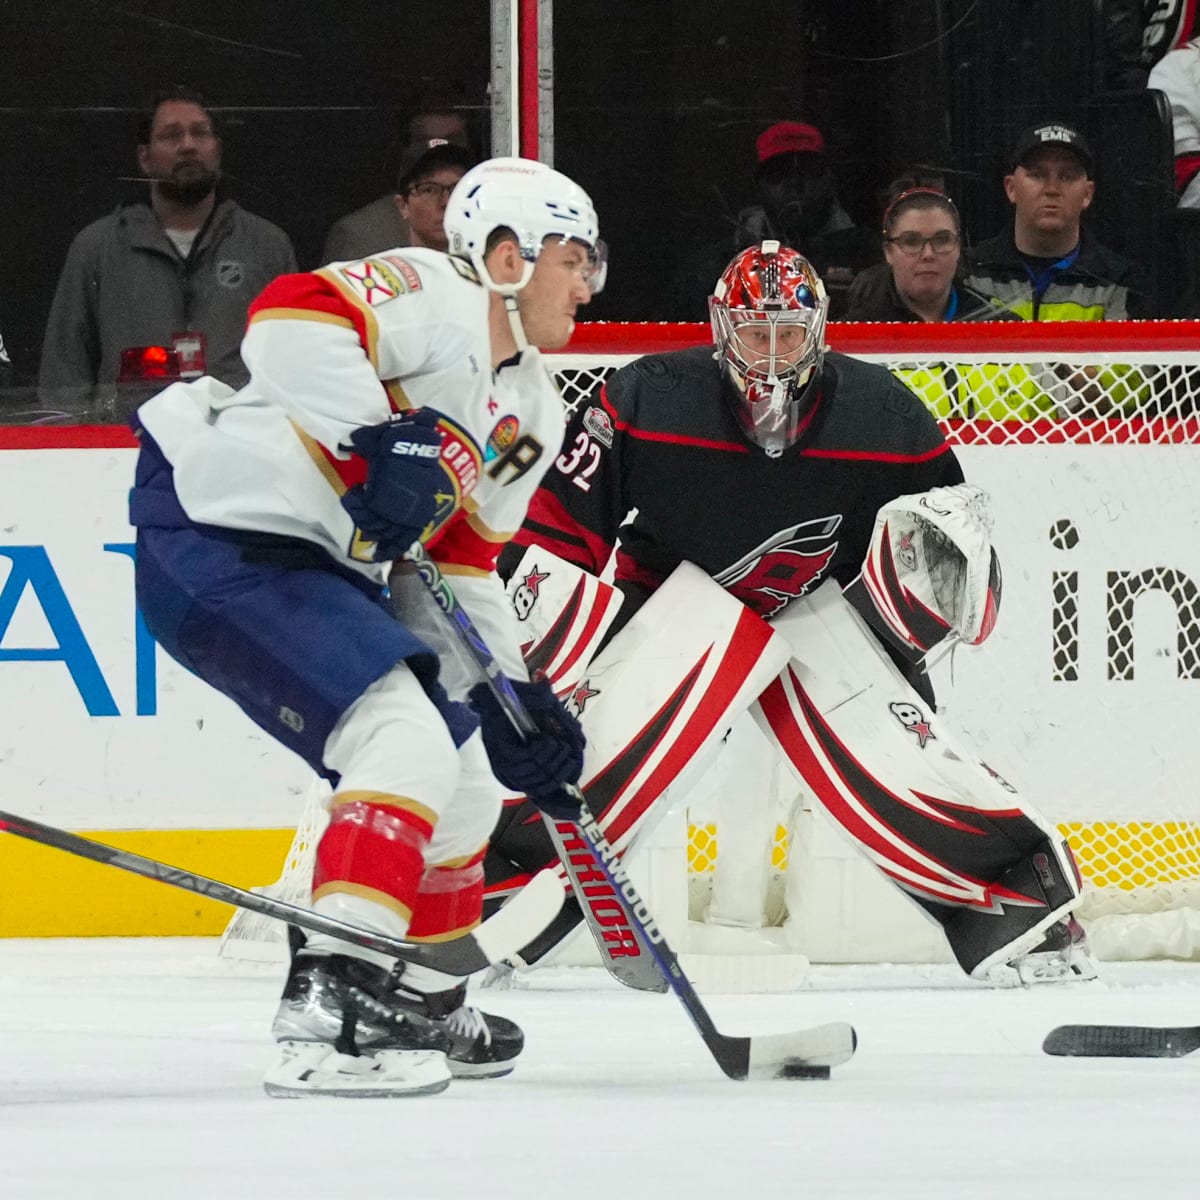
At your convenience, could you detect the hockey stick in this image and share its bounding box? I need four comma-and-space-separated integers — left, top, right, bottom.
395, 555, 664, 992
1043, 1024, 1200, 1058
404, 542, 858, 1079
0, 808, 563, 977
540, 815, 668, 993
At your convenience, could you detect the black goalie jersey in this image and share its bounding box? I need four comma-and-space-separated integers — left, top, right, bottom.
506, 344, 964, 626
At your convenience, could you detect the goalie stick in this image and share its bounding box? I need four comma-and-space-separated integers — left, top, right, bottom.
404, 541, 858, 1080
1042, 1024, 1200, 1058
0, 808, 563, 976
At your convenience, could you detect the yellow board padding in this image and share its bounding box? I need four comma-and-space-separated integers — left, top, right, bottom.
0, 827, 295, 937
4, 819, 1200, 936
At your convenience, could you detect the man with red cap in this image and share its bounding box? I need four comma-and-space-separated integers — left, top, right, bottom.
665, 120, 878, 321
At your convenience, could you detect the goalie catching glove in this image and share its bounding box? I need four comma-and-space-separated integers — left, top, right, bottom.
860, 483, 1002, 655
340, 409, 446, 561
469, 679, 587, 821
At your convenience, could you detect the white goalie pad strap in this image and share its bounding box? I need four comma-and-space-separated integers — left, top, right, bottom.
504, 546, 623, 697
754, 579, 1077, 913
861, 483, 1001, 651
560, 562, 794, 864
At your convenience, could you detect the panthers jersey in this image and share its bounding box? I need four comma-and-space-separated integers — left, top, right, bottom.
510, 345, 963, 621
137, 249, 566, 584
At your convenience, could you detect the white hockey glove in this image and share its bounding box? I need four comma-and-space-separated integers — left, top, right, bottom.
860, 483, 1001, 654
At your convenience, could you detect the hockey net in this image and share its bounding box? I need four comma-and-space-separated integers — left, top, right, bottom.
223, 320, 1200, 967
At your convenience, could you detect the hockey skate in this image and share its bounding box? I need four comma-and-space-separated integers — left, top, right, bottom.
986, 915, 1099, 988
264, 953, 452, 1098
390, 976, 524, 1079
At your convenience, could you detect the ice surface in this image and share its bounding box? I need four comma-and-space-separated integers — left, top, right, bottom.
1, 939, 1198, 1200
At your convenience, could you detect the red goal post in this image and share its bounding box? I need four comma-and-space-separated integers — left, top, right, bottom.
546, 320, 1200, 963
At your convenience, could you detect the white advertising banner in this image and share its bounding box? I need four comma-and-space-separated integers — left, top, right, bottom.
935, 442, 1200, 823
0, 435, 1195, 835
0, 441, 312, 832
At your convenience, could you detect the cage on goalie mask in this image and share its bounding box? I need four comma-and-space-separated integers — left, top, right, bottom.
709, 241, 828, 458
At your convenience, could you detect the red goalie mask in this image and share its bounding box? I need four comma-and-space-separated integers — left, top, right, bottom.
709, 241, 828, 457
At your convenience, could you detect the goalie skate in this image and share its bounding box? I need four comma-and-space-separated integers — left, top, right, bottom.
983, 915, 1099, 988
264, 953, 452, 1098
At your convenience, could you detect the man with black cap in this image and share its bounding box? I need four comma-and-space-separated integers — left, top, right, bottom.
664, 120, 878, 320
321, 129, 475, 263
965, 121, 1152, 320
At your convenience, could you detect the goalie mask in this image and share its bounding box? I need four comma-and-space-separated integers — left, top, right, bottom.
709, 241, 828, 457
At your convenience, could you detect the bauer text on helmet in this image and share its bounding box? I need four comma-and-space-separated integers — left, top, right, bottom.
444, 157, 606, 295
709, 241, 828, 457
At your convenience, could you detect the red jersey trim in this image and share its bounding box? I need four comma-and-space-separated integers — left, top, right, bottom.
799, 441, 955, 465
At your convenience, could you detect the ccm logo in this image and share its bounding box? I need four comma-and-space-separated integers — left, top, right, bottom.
390, 442, 442, 458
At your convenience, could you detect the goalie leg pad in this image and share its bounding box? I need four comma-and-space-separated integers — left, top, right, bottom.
755, 579, 1082, 978
503, 546, 623, 697
485, 562, 793, 964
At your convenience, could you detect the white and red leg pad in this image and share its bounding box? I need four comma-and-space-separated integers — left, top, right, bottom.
754, 579, 1082, 979
503, 546, 623, 699
486, 563, 793, 967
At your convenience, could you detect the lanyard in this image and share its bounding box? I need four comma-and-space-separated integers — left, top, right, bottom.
1022, 244, 1081, 301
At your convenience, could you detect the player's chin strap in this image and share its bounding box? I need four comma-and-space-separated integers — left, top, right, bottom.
503, 294, 530, 353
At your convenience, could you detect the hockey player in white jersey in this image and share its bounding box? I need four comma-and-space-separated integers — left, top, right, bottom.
128, 158, 606, 1097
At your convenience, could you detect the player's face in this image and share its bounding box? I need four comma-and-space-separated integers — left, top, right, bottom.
517, 237, 594, 350
137, 100, 221, 194
396, 167, 467, 251
1004, 149, 1094, 239
884, 207, 960, 315
730, 318, 808, 375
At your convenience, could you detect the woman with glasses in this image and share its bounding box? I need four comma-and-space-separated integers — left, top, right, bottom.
847, 182, 997, 323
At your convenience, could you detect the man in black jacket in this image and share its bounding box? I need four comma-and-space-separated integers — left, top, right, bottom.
965, 122, 1154, 320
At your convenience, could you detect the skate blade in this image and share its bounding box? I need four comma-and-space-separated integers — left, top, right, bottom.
448, 1058, 516, 1079
264, 1042, 452, 1098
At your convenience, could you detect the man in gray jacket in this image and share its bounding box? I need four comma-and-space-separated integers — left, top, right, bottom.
38, 86, 296, 419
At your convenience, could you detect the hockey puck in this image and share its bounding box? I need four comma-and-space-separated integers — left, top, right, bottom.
776, 1061, 830, 1080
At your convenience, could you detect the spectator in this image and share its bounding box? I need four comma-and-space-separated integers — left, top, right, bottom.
321, 109, 473, 263
1148, 34, 1200, 207
665, 120, 879, 320
391, 139, 477, 253
964, 121, 1153, 319
1142, 0, 1200, 68
846, 182, 1000, 322
38, 86, 296, 418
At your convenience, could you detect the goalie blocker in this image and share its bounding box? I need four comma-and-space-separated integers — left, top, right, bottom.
489, 484, 1092, 984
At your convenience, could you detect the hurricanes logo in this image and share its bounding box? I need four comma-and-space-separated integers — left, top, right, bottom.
897, 529, 918, 571
512, 564, 550, 620
713, 515, 841, 617
890, 701, 934, 749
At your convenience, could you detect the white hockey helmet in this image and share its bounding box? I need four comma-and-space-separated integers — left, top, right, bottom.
444, 156, 606, 295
